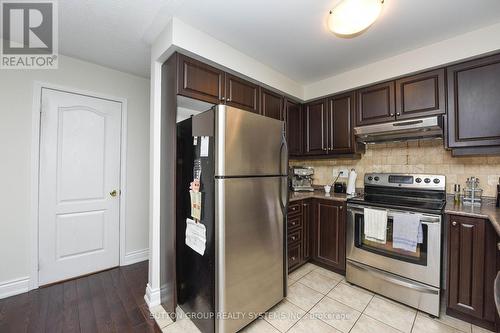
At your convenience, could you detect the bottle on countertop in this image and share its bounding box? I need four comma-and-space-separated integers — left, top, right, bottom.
454, 184, 461, 204
496, 177, 500, 208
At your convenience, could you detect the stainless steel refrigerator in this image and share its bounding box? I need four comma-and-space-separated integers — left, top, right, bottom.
176, 105, 288, 333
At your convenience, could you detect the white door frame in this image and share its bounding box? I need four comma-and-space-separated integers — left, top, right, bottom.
30, 81, 128, 290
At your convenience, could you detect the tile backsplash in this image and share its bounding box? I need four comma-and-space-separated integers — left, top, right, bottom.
290, 139, 500, 197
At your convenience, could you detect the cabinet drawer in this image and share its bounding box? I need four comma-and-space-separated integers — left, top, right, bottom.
288, 202, 302, 215
288, 229, 302, 246
288, 243, 301, 271
288, 214, 302, 231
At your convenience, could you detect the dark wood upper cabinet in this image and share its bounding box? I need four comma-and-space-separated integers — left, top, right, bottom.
261, 88, 284, 120
177, 54, 224, 104
224, 73, 260, 113
447, 54, 500, 149
356, 81, 395, 126
395, 68, 446, 120
304, 99, 328, 155
285, 99, 303, 156
313, 200, 346, 272
328, 92, 355, 154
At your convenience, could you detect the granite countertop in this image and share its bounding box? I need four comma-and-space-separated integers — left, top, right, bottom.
445, 197, 500, 236
289, 190, 358, 202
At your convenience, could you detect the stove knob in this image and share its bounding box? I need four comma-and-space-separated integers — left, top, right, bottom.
374, 176, 380, 181
368, 176, 373, 181
415, 178, 422, 183
433, 178, 440, 184
424, 178, 431, 184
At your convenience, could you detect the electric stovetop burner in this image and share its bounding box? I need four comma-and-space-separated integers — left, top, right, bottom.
348, 173, 446, 214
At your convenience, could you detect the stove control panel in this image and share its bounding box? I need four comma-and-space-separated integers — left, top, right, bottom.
364, 173, 446, 191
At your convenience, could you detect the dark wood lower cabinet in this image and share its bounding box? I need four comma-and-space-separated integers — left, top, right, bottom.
287, 198, 346, 274
447, 214, 498, 331
287, 200, 309, 272
312, 199, 346, 273
302, 201, 312, 262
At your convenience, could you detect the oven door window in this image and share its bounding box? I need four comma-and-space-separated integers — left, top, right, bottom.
354, 213, 428, 266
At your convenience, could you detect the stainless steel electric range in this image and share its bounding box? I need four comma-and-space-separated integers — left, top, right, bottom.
346, 173, 446, 316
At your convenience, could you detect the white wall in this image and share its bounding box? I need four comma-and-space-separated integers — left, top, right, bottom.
0, 55, 150, 294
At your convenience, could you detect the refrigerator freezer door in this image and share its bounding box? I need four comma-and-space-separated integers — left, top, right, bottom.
215, 177, 285, 333
215, 105, 287, 177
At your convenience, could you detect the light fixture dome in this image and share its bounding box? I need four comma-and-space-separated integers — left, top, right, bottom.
328, 0, 384, 37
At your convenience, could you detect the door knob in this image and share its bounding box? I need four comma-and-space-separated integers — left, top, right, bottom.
452, 221, 457, 226
110, 190, 119, 197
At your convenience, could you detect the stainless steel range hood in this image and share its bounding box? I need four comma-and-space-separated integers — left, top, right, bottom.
354, 116, 443, 143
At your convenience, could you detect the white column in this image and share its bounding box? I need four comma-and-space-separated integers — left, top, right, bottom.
145, 59, 163, 308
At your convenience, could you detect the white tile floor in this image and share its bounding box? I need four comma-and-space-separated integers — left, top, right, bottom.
151, 263, 494, 333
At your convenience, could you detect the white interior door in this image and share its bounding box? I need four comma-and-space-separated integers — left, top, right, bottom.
38, 88, 122, 285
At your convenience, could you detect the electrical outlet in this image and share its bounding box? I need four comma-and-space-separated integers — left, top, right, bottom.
333, 168, 349, 178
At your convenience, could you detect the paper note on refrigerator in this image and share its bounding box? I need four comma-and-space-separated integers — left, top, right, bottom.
185, 218, 206, 255
190, 191, 202, 220
200, 136, 209, 157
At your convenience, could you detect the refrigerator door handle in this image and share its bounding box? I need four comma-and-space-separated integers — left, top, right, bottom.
279, 125, 289, 296
279, 126, 289, 213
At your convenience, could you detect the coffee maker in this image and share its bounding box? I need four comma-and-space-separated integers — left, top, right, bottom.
291, 167, 314, 192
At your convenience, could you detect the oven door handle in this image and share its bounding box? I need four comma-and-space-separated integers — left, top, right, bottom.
347, 206, 441, 223
348, 260, 439, 294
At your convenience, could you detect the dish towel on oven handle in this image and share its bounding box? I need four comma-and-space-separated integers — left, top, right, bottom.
363, 208, 388, 244
392, 212, 423, 252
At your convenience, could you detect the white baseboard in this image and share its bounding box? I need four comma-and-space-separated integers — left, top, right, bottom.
144, 283, 161, 308
122, 248, 149, 266
0, 276, 30, 299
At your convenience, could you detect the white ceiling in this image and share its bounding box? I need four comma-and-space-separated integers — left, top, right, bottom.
59, 0, 500, 82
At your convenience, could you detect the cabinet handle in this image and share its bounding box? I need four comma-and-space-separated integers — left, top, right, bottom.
221, 96, 226, 101
497, 242, 500, 251
303, 204, 307, 207
396, 112, 401, 116
227, 97, 232, 102
291, 256, 296, 261
291, 236, 296, 240
390, 114, 395, 117
291, 222, 296, 226
340, 206, 343, 210
452, 221, 457, 226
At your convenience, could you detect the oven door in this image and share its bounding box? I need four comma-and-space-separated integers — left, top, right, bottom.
346, 203, 441, 287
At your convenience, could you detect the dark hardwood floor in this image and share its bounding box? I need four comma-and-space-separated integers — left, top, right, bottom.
0, 261, 161, 333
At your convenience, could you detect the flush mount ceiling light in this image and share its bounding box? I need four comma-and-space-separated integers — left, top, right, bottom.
327, 0, 384, 37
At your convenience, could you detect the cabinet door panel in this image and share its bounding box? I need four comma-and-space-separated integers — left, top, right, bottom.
313, 200, 345, 272
447, 215, 485, 319
356, 82, 395, 126
177, 54, 224, 104
395, 69, 446, 120
288, 243, 301, 272
285, 99, 303, 156
328, 92, 355, 154
305, 100, 328, 155
447, 54, 500, 148
302, 201, 311, 262
225, 74, 259, 113
261, 88, 284, 120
